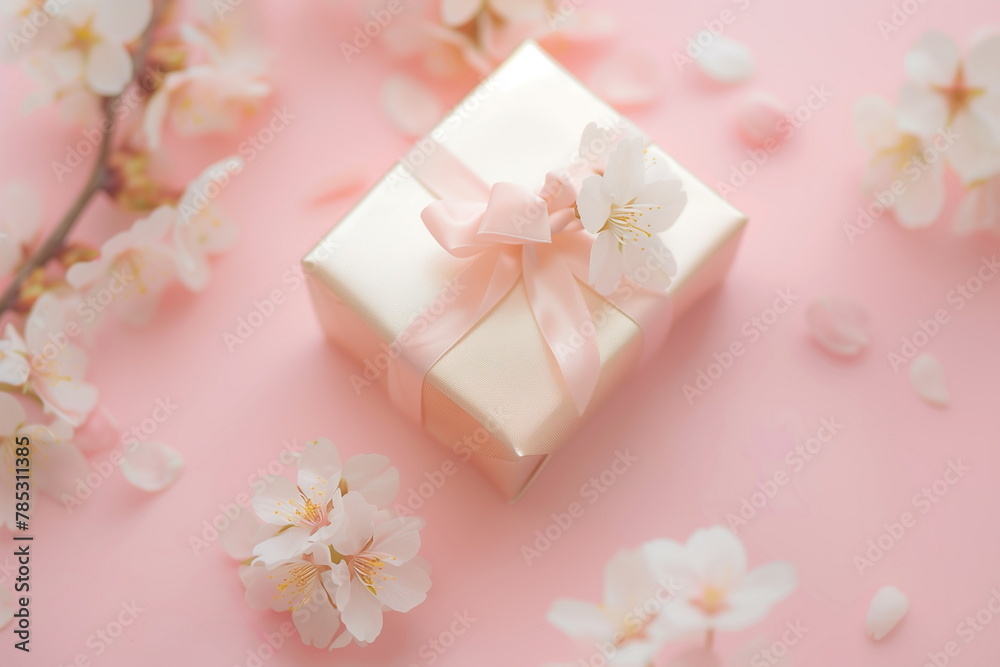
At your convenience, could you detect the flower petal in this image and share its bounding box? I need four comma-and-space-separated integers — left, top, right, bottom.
909, 352, 950, 408
547, 599, 613, 640
954, 175, 1000, 236
685, 526, 748, 588
121, 441, 183, 492
806, 297, 871, 357
589, 50, 662, 107
252, 526, 313, 567
633, 177, 687, 233
85, 41, 133, 95
340, 575, 384, 643
604, 137, 645, 204
342, 454, 399, 508
291, 587, 341, 649
897, 81, 949, 136
297, 438, 342, 505
252, 475, 304, 526
328, 491, 377, 556
371, 515, 423, 562
892, 155, 946, 228
219, 507, 263, 561
738, 91, 789, 148
695, 33, 754, 83
381, 74, 442, 137
866, 585, 909, 640
0, 394, 27, 436
904, 31, 959, 87
440, 0, 482, 26
375, 559, 431, 612
852, 95, 898, 152
946, 105, 1000, 185
588, 230, 624, 295
966, 34, 1000, 91
577, 175, 614, 233
94, 0, 152, 42
717, 561, 797, 631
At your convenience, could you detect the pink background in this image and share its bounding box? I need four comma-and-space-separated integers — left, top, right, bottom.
3, 1, 1000, 665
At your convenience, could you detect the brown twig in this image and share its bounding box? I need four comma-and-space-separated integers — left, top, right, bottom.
0, 1, 167, 315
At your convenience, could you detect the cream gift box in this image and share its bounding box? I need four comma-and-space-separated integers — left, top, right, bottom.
304, 41, 747, 501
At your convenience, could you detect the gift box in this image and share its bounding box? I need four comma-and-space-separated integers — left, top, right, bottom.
304, 41, 747, 501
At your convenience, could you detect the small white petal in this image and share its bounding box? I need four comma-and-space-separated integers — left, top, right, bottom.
695, 33, 754, 83
589, 51, 662, 106
909, 352, 950, 408
121, 441, 184, 492
737, 91, 789, 147
806, 297, 871, 357
85, 41, 133, 95
381, 74, 442, 137
866, 585, 909, 640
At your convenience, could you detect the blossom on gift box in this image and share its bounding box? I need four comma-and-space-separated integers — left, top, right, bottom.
645, 526, 797, 634
547, 545, 682, 667
0, 393, 87, 530
237, 438, 424, 650
1, 293, 98, 426
852, 94, 946, 228
578, 137, 686, 294
898, 31, 1000, 185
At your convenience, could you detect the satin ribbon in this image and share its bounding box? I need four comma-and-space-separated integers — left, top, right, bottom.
385, 142, 674, 425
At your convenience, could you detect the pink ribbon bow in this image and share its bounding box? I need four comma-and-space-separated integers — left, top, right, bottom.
385, 146, 673, 425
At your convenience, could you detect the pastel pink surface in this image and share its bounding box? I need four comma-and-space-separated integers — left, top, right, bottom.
2, 1, 1000, 666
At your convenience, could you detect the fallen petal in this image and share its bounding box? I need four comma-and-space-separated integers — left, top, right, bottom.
695, 33, 755, 83
381, 74, 443, 137
867, 585, 909, 640
121, 441, 184, 492
737, 91, 789, 147
590, 50, 662, 106
806, 297, 871, 357
909, 352, 950, 408
306, 164, 369, 206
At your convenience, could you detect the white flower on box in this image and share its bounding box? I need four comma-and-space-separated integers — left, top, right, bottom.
577, 137, 686, 295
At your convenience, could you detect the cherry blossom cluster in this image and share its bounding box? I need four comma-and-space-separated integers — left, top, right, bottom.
853, 30, 1000, 232
546, 526, 797, 666
226, 439, 431, 650
0, 0, 271, 524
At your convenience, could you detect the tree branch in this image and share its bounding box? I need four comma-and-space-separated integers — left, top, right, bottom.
0, 1, 167, 315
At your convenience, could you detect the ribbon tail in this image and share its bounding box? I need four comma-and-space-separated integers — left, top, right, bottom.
386, 249, 522, 423
522, 244, 602, 415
